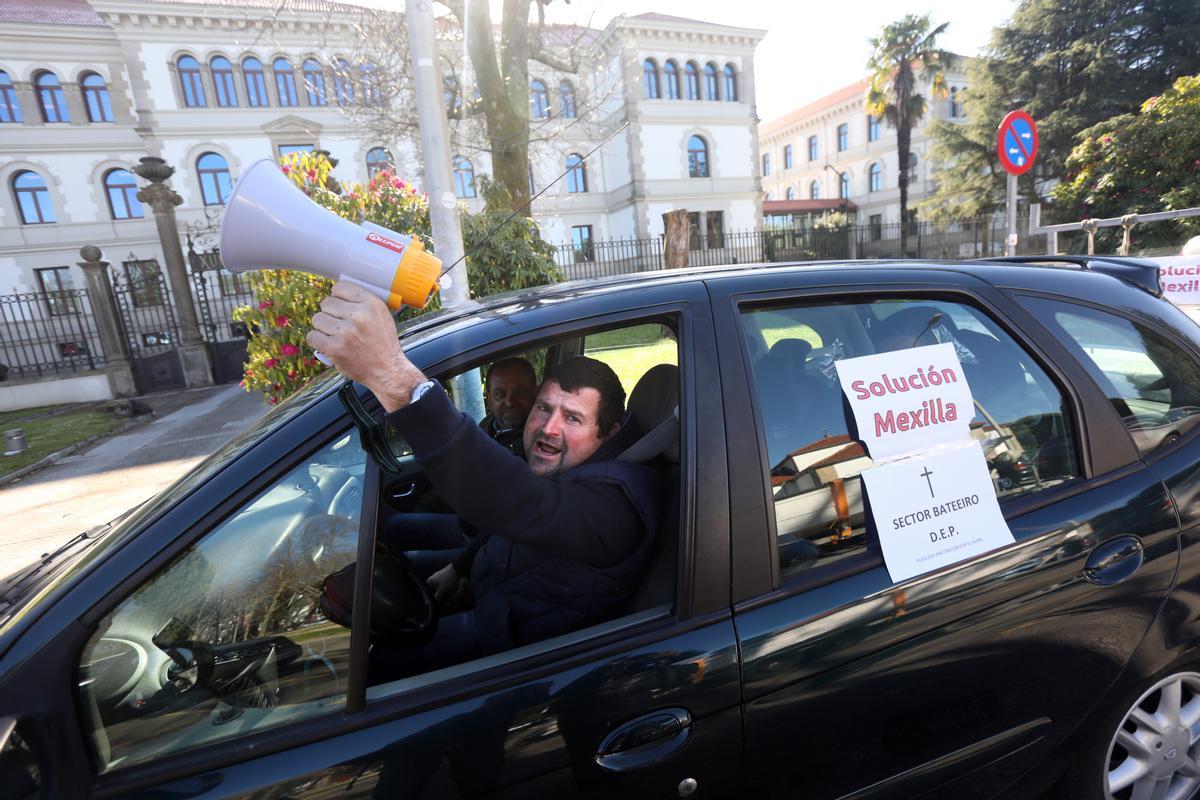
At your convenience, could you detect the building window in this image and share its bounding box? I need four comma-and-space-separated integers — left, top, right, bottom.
950, 87, 962, 118
837, 123, 849, 152
443, 75, 462, 115
706, 210, 725, 248
530, 79, 550, 119
366, 147, 394, 178
808, 135, 818, 161
643, 59, 660, 99
785, 186, 796, 200
13, 171, 55, 224
176, 57, 205, 108
242, 57, 268, 107
869, 162, 882, 193
104, 169, 143, 220
869, 214, 882, 241
723, 64, 737, 102
36, 267, 77, 316
571, 224, 594, 262
687, 211, 701, 249
557, 80, 576, 119
839, 171, 850, 199
197, 152, 232, 206
277, 144, 313, 157
0, 71, 21, 123
762, 153, 770, 176
909, 153, 919, 183
687, 135, 709, 178
303, 58, 327, 106
810, 180, 820, 199
566, 153, 588, 193
81, 72, 114, 122
704, 62, 719, 100
209, 57, 237, 107
123, 259, 165, 307
453, 156, 475, 198
334, 59, 355, 106
664, 60, 680, 100
273, 58, 298, 106
764, 192, 772, 201
36, 71, 70, 121
359, 63, 381, 106
783, 144, 793, 170
685, 61, 699, 99
868, 114, 880, 141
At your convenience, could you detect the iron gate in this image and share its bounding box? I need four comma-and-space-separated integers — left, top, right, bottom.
188, 243, 253, 385
111, 259, 185, 394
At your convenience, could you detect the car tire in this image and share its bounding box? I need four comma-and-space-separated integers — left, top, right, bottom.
1060, 667, 1200, 799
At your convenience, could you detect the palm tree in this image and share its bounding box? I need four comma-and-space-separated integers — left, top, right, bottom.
866, 14, 949, 255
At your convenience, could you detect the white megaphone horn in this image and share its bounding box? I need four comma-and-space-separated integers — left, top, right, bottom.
219, 159, 441, 311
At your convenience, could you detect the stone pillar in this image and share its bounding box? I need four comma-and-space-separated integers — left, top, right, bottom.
77, 247, 138, 398
132, 156, 213, 387
662, 209, 690, 270
15, 81, 41, 126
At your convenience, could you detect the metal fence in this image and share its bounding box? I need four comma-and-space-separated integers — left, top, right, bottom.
0, 289, 106, 380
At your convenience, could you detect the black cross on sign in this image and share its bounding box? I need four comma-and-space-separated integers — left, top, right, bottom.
921, 467, 935, 499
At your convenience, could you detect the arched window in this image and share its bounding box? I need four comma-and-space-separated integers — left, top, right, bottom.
723, 63, 738, 102
453, 156, 475, 198
273, 58, 298, 106
103, 168, 143, 219
685, 61, 700, 100
704, 62, 719, 100
687, 135, 709, 178
530, 79, 549, 119
762, 153, 770, 176
566, 153, 587, 193
785, 186, 796, 200
0, 71, 20, 123
36, 71, 70, 121
869, 162, 882, 193
558, 80, 576, 118
839, 171, 850, 199
664, 60, 680, 100
764, 192, 772, 201
12, 171, 55, 224
176, 57, 205, 108
242, 57, 268, 107
334, 59, 355, 106
909, 153, 919, 183
643, 59, 660, 99
810, 180, 820, 200
210, 57, 237, 107
303, 58, 326, 106
360, 63, 381, 107
81, 72, 114, 122
783, 144, 793, 170
444, 75, 462, 115
366, 147, 393, 178
197, 152, 232, 206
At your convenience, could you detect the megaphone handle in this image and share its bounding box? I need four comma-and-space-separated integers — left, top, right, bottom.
315, 350, 333, 367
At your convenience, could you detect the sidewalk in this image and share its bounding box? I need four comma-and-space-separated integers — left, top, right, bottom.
0, 384, 267, 577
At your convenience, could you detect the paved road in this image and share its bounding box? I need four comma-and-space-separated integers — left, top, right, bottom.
0, 384, 267, 577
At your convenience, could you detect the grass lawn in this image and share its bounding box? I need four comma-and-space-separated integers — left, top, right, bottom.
0, 408, 126, 479
584, 323, 678, 393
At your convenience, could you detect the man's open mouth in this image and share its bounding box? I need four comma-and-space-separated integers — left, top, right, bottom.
534, 440, 561, 457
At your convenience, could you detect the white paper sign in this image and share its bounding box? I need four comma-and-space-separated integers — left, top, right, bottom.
861, 441, 1014, 583
1154, 256, 1200, 306
835, 343, 976, 462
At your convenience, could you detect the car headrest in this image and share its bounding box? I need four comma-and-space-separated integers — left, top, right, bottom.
768, 337, 813, 363
622, 363, 680, 464
875, 306, 958, 351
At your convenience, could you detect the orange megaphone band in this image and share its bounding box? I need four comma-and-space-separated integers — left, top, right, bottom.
387, 238, 442, 310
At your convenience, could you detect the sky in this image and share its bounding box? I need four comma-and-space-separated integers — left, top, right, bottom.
358, 0, 1020, 122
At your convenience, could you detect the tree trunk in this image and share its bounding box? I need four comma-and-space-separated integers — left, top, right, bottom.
897, 118, 911, 256
662, 209, 690, 269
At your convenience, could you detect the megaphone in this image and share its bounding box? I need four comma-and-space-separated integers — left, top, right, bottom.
219, 159, 441, 310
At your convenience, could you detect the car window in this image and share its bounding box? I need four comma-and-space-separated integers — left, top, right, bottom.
1019, 298, 1200, 455
584, 322, 678, 390
740, 297, 1078, 579
77, 430, 365, 773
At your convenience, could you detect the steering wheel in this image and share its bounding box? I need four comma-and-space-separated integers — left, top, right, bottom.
321, 550, 438, 646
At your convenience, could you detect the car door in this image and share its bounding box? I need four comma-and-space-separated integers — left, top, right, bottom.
709, 268, 1179, 799
2, 281, 744, 799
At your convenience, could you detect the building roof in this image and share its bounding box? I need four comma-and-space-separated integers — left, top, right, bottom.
629, 12, 721, 26
760, 79, 868, 137
764, 199, 859, 214
122, 0, 372, 14
0, 0, 106, 27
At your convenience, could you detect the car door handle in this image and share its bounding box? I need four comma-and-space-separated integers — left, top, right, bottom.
1083, 535, 1144, 586
595, 708, 693, 772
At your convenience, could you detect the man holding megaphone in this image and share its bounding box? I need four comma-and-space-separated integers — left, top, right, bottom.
307, 281, 660, 680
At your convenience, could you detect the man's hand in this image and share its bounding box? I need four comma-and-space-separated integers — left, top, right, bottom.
307, 281, 427, 412
427, 562, 471, 611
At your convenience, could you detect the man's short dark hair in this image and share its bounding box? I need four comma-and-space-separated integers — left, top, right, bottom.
484, 357, 537, 393
543, 356, 625, 434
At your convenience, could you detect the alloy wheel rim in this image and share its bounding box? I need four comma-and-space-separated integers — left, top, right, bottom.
1105, 672, 1200, 800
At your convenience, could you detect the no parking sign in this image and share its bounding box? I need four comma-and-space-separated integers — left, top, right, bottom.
996, 110, 1038, 176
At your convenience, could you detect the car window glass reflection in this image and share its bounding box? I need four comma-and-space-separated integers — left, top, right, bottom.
741, 298, 1079, 579
77, 430, 365, 773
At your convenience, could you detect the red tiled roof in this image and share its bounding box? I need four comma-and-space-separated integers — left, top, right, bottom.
806, 442, 867, 472
789, 434, 854, 458
0, 0, 105, 27
760, 80, 868, 136
764, 199, 859, 214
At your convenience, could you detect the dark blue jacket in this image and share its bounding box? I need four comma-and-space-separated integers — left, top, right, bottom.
390, 388, 660, 654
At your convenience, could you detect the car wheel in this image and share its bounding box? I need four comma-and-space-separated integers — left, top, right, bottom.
1088, 670, 1200, 799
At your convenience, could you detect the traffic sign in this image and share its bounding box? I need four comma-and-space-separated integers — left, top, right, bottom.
996, 110, 1038, 176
